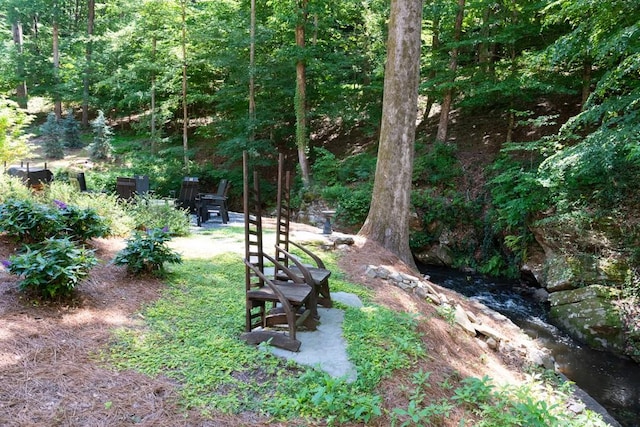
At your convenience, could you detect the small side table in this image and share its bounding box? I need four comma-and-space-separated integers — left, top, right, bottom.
321, 210, 336, 234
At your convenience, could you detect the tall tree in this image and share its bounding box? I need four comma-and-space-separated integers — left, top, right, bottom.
82, 0, 95, 127
11, 21, 28, 108
295, 0, 311, 187
181, 0, 189, 170
359, 0, 423, 269
435, 0, 464, 143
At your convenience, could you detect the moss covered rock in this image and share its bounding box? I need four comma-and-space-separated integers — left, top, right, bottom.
549, 285, 624, 353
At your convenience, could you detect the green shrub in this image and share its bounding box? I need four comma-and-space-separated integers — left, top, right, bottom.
114, 227, 182, 275
413, 141, 461, 187
128, 197, 191, 236
321, 183, 372, 228
0, 174, 33, 203
0, 197, 111, 242
0, 198, 63, 242
4, 237, 97, 298
43, 185, 134, 237
53, 199, 110, 241
0, 96, 32, 164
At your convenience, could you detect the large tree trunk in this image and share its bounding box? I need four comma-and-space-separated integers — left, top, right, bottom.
359, 0, 423, 269
295, 0, 311, 187
82, 0, 95, 127
435, 0, 465, 143
12, 22, 28, 109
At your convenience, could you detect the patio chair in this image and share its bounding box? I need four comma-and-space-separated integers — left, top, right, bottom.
70, 172, 89, 192
177, 177, 199, 213
241, 151, 317, 352
135, 175, 150, 195
196, 179, 231, 226
274, 153, 332, 308
116, 177, 137, 200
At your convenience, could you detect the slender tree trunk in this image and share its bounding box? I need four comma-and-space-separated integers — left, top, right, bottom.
82, 0, 95, 127
53, 21, 62, 120
581, 57, 592, 109
151, 36, 157, 152
419, 14, 439, 125
295, 0, 311, 187
12, 22, 28, 109
435, 0, 465, 143
181, 0, 189, 170
248, 0, 256, 141
359, 0, 423, 269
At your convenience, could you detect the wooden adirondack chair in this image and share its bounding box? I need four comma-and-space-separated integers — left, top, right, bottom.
241, 151, 317, 352
178, 177, 199, 213
275, 153, 333, 308
70, 172, 89, 192
196, 179, 231, 226
116, 177, 137, 200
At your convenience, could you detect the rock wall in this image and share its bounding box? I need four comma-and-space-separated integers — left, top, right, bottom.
526, 216, 637, 361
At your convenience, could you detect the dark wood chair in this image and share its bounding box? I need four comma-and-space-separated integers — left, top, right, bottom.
116, 177, 137, 200
275, 153, 332, 308
241, 151, 317, 352
196, 179, 231, 226
134, 175, 150, 195
70, 172, 89, 192
178, 177, 199, 213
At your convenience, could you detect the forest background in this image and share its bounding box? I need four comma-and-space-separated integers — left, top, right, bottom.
0, 1, 638, 301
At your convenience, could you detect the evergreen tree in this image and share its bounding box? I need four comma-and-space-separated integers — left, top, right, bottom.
89, 111, 112, 160
62, 109, 82, 148
40, 112, 64, 159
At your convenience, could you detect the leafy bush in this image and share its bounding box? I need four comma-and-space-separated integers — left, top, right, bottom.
0, 174, 33, 203
114, 227, 182, 274
4, 237, 97, 298
413, 141, 461, 187
128, 197, 191, 236
53, 200, 110, 241
321, 183, 372, 228
0, 198, 63, 242
0, 198, 110, 242
313, 148, 377, 187
43, 183, 134, 237
0, 97, 32, 164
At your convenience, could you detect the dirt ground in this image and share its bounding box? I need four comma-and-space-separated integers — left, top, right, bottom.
0, 218, 545, 427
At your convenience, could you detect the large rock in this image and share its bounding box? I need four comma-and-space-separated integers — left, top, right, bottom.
549, 285, 625, 353
414, 244, 454, 267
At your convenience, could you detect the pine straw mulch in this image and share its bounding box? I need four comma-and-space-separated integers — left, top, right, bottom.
0, 232, 536, 427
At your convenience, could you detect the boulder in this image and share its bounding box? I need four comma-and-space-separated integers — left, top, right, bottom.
549, 285, 625, 353
414, 244, 454, 267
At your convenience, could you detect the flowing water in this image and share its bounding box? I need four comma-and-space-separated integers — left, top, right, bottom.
420, 265, 640, 427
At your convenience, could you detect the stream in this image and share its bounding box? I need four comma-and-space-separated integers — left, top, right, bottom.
420, 265, 640, 427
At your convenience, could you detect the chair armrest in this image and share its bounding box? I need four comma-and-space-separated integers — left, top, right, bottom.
274, 246, 316, 286
244, 258, 300, 304
262, 252, 306, 285
289, 241, 326, 269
